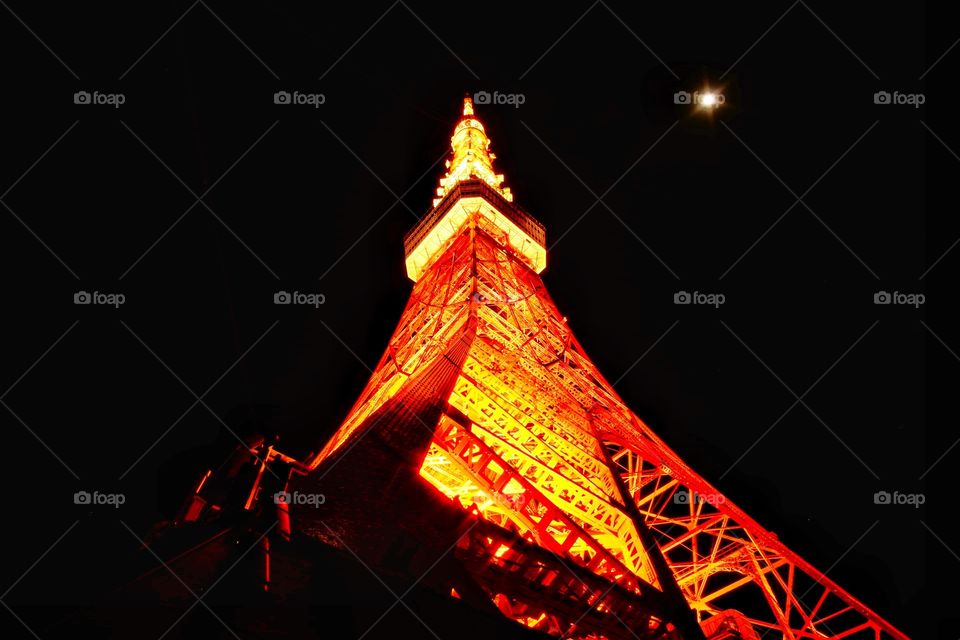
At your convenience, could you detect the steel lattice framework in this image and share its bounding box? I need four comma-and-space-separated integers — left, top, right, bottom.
307, 98, 907, 640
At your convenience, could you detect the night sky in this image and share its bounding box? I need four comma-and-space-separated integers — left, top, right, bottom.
1, 2, 950, 638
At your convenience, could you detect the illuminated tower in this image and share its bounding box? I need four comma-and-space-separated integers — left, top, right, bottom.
290, 97, 907, 640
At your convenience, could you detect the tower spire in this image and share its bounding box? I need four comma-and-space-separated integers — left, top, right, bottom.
433, 95, 513, 207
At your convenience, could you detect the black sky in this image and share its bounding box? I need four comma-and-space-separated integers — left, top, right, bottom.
1, 1, 951, 638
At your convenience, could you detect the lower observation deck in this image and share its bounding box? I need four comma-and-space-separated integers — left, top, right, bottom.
403, 179, 547, 282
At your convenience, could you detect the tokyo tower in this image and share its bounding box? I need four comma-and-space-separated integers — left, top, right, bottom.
180, 96, 908, 640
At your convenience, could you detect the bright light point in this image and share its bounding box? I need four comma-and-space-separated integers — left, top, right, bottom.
688, 88, 724, 111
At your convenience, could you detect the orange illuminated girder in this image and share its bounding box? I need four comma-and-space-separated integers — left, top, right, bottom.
308, 99, 908, 640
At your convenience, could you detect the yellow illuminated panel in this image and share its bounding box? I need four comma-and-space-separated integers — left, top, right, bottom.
405, 196, 546, 281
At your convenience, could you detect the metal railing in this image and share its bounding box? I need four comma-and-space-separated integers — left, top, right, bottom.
403, 179, 546, 257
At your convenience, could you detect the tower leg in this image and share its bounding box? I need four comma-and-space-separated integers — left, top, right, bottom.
592, 427, 708, 640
